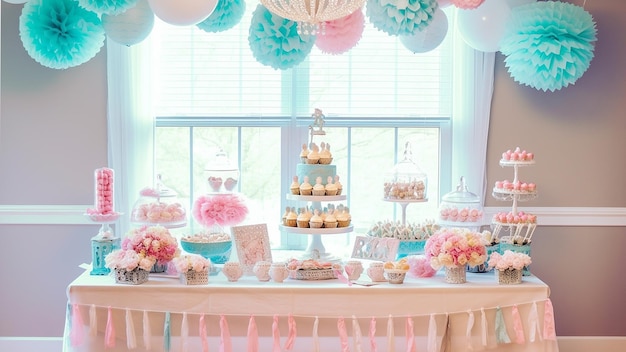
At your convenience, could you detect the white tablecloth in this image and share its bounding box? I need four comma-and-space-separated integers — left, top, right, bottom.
64, 269, 559, 352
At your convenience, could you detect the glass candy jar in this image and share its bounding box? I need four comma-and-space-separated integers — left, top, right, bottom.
438, 176, 483, 231
130, 176, 187, 228
383, 142, 428, 200
204, 149, 239, 193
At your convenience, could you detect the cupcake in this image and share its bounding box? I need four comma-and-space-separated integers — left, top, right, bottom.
325, 176, 338, 196
282, 206, 290, 226
319, 142, 333, 165
290, 175, 300, 195
324, 210, 338, 228
299, 176, 313, 196
312, 176, 326, 196
296, 207, 311, 228
309, 209, 324, 228
334, 175, 343, 195
300, 143, 309, 163
285, 207, 298, 227
336, 206, 350, 227
307, 143, 320, 164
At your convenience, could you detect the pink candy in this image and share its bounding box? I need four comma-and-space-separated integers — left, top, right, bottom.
132, 202, 185, 224
439, 206, 483, 222
95, 168, 115, 215
501, 147, 534, 162
494, 180, 537, 192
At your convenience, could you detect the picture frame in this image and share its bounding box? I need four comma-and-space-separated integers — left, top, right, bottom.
351, 236, 399, 262
231, 223, 273, 275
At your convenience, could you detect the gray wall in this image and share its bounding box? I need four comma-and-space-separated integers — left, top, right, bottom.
1, 0, 625, 338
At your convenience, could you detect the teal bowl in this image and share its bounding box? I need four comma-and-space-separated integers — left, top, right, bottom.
396, 240, 427, 259
180, 240, 232, 264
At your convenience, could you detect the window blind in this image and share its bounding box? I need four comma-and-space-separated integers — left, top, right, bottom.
149, 2, 454, 119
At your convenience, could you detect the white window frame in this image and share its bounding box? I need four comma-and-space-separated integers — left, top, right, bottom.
106, 10, 495, 240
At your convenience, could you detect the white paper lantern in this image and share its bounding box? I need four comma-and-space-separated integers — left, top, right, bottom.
456, 0, 511, 52
399, 8, 448, 54
103, 0, 155, 46
148, 0, 218, 26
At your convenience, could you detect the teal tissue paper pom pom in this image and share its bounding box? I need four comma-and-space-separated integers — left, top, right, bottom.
197, 0, 246, 33
248, 5, 315, 70
366, 0, 438, 36
19, 0, 105, 69
76, 0, 138, 15
499, 1, 597, 92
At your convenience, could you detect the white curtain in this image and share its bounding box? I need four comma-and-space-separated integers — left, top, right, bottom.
106, 40, 155, 235
451, 12, 496, 206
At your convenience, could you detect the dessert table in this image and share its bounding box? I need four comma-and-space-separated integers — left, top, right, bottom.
63, 269, 558, 352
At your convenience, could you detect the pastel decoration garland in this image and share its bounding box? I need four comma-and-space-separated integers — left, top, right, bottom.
76, 0, 138, 15
399, 6, 448, 53
197, 0, 246, 33
315, 8, 365, 55
451, 0, 484, 10
248, 5, 315, 70
19, 0, 105, 70
499, 1, 597, 92
366, 0, 438, 36
102, 0, 154, 46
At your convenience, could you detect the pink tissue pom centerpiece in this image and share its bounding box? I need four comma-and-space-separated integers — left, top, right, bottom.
193, 193, 248, 228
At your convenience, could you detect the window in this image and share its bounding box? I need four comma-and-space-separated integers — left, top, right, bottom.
138, 4, 472, 254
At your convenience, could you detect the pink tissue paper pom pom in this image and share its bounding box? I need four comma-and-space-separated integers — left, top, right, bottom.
407, 255, 437, 278
193, 193, 249, 228
315, 8, 365, 55
452, 0, 485, 10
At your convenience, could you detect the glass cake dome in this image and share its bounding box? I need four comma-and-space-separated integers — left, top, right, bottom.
438, 176, 483, 231
130, 175, 187, 228
383, 142, 428, 200
204, 149, 239, 193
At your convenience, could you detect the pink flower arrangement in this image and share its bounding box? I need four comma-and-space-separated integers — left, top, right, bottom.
192, 193, 248, 228
488, 250, 532, 271
122, 225, 180, 264
172, 254, 212, 273
425, 227, 487, 269
105, 249, 155, 271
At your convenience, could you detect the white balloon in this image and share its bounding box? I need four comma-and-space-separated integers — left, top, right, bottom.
456, 0, 511, 52
400, 8, 448, 54
148, 0, 218, 26
103, 0, 155, 46
2, 0, 28, 3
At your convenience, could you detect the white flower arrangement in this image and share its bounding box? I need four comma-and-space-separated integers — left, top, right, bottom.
172, 255, 211, 273
488, 250, 532, 271
105, 249, 155, 272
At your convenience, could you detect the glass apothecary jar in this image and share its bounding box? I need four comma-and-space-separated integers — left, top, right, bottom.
438, 176, 483, 231
204, 149, 239, 193
383, 142, 428, 201
130, 176, 187, 228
